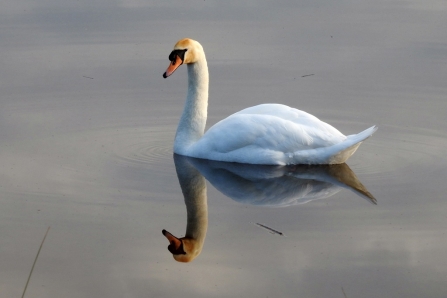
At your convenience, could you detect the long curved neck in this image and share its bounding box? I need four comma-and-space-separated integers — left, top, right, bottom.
174, 56, 209, 154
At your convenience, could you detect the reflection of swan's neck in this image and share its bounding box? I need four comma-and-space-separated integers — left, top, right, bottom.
170, 155, 208, 262
174, 56, 209, 155
183, 176, 208, 251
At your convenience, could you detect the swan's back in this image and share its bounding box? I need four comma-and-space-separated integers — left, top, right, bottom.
234, 104, 345, 137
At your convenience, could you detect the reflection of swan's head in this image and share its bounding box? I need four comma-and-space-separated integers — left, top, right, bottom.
162, 155, 208, 263
162, 229, 202, 263
163, 38, 204, 78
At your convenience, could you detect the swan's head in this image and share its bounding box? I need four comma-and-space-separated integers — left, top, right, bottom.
163, 38, 204, 78
162, 229, 202, 263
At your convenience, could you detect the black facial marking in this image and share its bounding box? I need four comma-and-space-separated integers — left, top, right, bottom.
168, 242, 186, 255
168, 49, 187, 63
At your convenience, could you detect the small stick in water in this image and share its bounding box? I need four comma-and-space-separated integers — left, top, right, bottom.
22, 226, 50, 298
301, 74, 315, 77
255, 223, 284, 236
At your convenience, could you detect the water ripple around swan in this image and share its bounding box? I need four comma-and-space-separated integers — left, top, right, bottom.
110, 125, 174, 172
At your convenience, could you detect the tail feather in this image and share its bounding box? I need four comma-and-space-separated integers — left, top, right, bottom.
328, 125, 378, 164
292, 125, 378, 164
345, 125, 378, 143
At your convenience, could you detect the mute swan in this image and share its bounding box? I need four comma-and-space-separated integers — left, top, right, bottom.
163, 38, 377, 165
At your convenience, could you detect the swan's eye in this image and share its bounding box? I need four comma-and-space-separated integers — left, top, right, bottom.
168, 49, 187, 63
168, 51, 176, 62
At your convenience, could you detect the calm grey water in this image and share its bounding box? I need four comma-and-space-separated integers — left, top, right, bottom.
2, 1, 447, 297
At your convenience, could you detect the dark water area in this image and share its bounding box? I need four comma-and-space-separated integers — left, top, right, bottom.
1, 1, 447, 297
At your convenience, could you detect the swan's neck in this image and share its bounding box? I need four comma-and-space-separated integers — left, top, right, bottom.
174, 56, 209, 154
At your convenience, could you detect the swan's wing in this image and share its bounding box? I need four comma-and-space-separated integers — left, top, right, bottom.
235, 104, 345, 137
187, 109, 347, 164
186, 104, 376, 165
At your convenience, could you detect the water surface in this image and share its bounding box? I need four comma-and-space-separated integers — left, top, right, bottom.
1, 1, 447, 297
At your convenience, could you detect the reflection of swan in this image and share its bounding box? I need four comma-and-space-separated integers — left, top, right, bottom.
163, 38, 377, 165
183, 155, 376, 206
163, 155, 376, 262
162, 155, 208, 263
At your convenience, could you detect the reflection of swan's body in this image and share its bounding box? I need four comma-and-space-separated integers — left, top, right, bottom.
183, 155, 376, 206
162, 155, 208, 263
163, 155, 376, 262
163, 38, 377, 165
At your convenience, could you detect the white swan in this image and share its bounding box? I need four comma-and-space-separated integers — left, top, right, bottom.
163, 38, 377, 165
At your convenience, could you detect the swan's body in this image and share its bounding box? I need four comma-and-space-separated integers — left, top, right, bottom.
163, 38, 377, 165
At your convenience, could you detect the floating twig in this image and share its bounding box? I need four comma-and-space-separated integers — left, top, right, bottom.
255, 223, 284, 236
22, 226, 50, 298
301, 74, 315, 78
82, 76, 94, 79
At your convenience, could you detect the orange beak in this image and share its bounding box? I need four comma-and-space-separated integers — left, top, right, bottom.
163, 55, 183, 78
162, 229, 185, 255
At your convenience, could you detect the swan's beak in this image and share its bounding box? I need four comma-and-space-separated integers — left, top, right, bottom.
163, 55, 183, 78
162, 229, 186, 254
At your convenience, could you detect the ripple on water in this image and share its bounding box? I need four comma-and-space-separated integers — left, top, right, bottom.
110, 126, 175, 172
